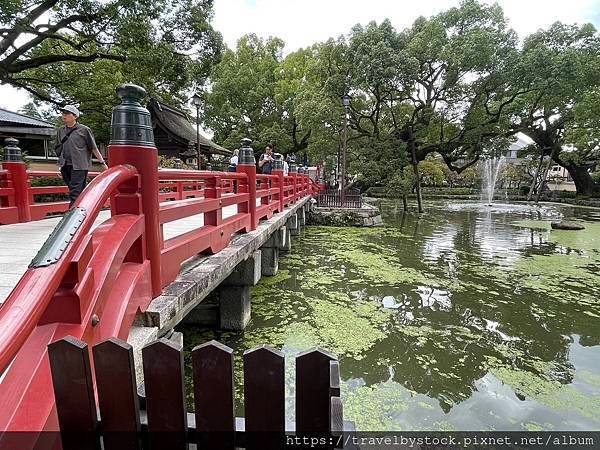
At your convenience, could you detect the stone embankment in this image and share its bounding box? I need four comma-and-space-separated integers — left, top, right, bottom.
308, 198, 383, 227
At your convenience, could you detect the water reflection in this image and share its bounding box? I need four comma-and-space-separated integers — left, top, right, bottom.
180, 200, 600, 431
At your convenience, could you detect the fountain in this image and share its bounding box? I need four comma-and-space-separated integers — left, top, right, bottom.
481, 157, 505, 206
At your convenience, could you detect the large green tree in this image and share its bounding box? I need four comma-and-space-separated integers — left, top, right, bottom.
1, 0, 223, 143
0, 0, 222, 96
204, 34, 321, 160
316, 1, 519, 210
507, 22, 600, 196
203, 34, 286, 154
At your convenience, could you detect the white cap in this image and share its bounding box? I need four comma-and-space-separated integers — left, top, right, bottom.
61, 105, 81, 117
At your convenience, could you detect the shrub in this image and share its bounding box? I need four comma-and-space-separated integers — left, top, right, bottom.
558, 190, 578, 199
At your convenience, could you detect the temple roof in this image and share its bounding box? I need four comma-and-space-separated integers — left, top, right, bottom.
0, 108, 56, 137
148, 98, 230, 155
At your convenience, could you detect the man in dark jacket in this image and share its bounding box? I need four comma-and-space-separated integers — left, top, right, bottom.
258, 143, 274, 174
55, 105, 107, 206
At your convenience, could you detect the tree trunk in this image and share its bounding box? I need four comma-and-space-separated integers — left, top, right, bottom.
527, 152, 545, 202
534, 158, 553, 203
409, 140, 423, 213
402, 194, 408, 211
562, 162, 596, 196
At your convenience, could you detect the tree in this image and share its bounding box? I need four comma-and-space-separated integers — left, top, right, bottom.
203, 35, 288, 155
502, 162, 526, 190
507, 22, 600, 196
0, 0, 223, 106
386, 166, 415, 211
419, 156, 445, 187
317, 1, 520, 211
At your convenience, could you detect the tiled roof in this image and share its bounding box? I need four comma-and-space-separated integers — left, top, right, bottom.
0, 108, 54, 128
148, 98, 230, 155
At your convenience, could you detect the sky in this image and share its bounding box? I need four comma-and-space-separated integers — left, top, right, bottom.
1, 0, 599, 112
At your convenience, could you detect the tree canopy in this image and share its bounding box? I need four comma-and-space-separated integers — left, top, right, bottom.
2, 0, 598, 197
1, 0, 223, 142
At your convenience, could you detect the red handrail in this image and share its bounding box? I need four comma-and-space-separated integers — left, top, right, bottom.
0, 165, 138, 374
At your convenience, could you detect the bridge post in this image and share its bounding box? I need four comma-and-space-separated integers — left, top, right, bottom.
272, 158, 284, 213
289, 162, 297, 203
287, 213, 300, 237
204, 174, 222, 227
108, 84, 163, 296
236, 138, 257, 231
2, 138, 31, 222
280, 226, 292, 253
297, 204, 306, 227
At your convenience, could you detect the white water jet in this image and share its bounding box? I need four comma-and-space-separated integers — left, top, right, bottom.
481, 157, 505, 205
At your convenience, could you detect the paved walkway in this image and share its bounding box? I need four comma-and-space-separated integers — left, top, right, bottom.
0, 200, 244, 304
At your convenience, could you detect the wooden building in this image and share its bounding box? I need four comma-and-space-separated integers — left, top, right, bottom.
148, 98, 230, 167
1, 101, 229, 170
0, 108, 57, 170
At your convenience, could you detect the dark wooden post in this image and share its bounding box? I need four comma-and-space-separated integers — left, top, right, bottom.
244, 345, 285, 449
296, 348, 336, 434
192, 340, 235, 449
142, 339, 187, 450
92, 338, 141, 450
48, 336, 99, 450
329, 360, 344, 445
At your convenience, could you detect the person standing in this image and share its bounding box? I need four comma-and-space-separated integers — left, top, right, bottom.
228, 149, 239, 172
55, 105, 107, 207
258, 143, 274, 174
283, 154, 289, 176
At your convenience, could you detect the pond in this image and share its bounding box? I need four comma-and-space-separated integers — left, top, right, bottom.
179, 200, 600, 431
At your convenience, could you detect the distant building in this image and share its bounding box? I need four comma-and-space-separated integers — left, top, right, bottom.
1, 101, 231, 170
504, 134, 531, 163
148, 98, 230, 167
0, 108, 56, 169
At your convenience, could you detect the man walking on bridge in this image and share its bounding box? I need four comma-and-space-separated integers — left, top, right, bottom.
55, 105, 107, 207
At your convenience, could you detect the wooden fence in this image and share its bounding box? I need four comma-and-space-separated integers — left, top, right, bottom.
317, 189, 362, 209
48, 336, 345, 449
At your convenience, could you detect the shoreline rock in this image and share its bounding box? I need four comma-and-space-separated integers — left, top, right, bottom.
551, 221, 585, 230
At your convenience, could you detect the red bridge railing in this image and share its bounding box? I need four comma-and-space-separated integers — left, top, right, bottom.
0, 164, 238, 225
0, 130, 323, 437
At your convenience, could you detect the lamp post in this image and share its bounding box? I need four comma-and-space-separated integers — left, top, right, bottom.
341, 94, 351, 206
191, 93, 202, 170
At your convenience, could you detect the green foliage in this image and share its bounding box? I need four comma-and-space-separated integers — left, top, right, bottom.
386, 166, 415, 198
204, 35, 287, 153
418, 157, 446, 187
157, 155, 193, 169
1, 0, 223, 143
6, 0, 599, 199
505, 21, 600, 194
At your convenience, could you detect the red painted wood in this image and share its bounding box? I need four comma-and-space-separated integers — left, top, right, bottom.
3, 161, 31, 222
0, 139, 327, 434
109, 145, 162, 297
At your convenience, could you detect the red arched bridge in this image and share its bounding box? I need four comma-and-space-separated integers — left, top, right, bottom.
0, 85, 325, 434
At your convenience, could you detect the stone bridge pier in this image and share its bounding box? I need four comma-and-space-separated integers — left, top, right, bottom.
129, 198, 315, 379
